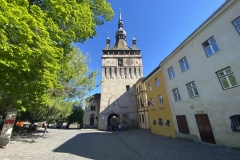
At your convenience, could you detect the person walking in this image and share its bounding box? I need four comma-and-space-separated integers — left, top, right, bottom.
118, 124, 121, 132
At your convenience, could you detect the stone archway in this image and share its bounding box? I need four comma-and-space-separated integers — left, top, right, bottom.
108, 114, 120, 131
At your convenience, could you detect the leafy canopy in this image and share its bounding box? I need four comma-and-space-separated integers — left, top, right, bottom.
0, 0, 114, 113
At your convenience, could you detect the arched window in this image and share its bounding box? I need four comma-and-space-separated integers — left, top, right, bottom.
230, 115, 240, 132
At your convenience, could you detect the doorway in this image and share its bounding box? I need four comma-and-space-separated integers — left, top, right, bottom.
176, 115, 190, 134
195, 114, 215, 144
90, 114, 94, 126
108, 114, 120, 131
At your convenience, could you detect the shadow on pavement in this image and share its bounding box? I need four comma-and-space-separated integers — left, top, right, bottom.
53, 131, 138, 160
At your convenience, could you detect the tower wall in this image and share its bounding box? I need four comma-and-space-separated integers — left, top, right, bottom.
99, 54, 143, 130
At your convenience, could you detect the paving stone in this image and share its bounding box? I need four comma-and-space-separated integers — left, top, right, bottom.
0, 129, 239, 160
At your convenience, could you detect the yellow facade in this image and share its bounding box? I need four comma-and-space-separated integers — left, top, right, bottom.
144, 66, 175, 138
135, 78, 151, 129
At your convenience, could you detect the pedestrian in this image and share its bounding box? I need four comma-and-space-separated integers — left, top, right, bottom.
118, 124, 121, 132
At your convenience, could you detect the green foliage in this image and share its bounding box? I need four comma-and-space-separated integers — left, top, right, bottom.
0, 0, 114, 113
67, 106, 84, 126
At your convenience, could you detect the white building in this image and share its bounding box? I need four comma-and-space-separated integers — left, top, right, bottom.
160, 0, 240, 147
83, 93, 101, 128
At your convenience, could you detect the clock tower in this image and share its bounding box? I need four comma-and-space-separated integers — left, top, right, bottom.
98, 10, 143, 130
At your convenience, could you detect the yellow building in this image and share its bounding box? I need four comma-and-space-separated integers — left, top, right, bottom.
143, 66, 175, 138
135, 78, 151, 129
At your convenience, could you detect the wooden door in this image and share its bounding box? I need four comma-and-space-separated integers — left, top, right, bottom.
90, 115, 94, 126
176, 115, 190, 134
195, 114, 215, 144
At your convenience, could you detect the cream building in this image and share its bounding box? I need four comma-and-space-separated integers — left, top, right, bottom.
135, 78, 151, 129
98, 12, 143, 130
83, 93, 101, 128
160, 0, 240, 147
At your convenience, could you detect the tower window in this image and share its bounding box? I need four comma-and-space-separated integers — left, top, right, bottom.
124, 68, 127, 78
109, 68, 112, 77
118, 59, 123, 67
129, 68, 132, 78
126, 85, 130, 91
134, 68, 136, 76
114, 68, 117, 76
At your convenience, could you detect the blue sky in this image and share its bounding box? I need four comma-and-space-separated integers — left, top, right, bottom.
76, 0, 225, 96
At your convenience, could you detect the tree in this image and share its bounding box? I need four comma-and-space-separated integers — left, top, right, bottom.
0, 0, 114, 113
66, 105, 84, 129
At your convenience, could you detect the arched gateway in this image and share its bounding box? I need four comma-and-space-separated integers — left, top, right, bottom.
108, 114, 120, 130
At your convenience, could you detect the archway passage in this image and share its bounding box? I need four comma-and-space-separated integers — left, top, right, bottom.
108, 114, 120, 131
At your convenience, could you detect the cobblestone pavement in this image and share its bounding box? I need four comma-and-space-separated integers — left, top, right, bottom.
1, 128, 240, 160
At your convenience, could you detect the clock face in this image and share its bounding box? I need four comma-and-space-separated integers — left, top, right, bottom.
126, 58, 133, 65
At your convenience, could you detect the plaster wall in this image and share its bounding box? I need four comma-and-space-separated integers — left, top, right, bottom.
83, 98, 100, 128
161, 0, 240, 147
144, 68, 176, 138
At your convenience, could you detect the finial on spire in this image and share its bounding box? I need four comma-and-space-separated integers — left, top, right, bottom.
119, 8, 122, 20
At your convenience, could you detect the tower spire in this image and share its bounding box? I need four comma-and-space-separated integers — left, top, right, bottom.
119, 8, 122, 20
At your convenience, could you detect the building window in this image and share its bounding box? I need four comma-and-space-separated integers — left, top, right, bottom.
233, 16, 240, 35
109, 68, 112, 77
158, 118, 163, 126
165, 120, 171, 126
126, 85, 130, 91
202, 37, 220, 57
158, 95, 163, 105
142, 114, 144, 122
91, 106, 96, 111
155, 78, 160, 87
124, 68, 127, 78
140, 98, 143, 107
137, 98, 140, 108
172, 88, 181, 101
148, 83, 152, 91
179, 57, 189, 72
118, 59, 123, 67
216, 67, 238, 90
134, 68, 136, 76
231, 115, 240, 132
129, 68, 132, 78
168, 67, 175, 79
153, 120, 156, 125
114, 68, 117, 76
139, 114, 141, 123
186, 81, 199, 98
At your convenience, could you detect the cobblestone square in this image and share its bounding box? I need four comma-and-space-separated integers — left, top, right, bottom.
1, 129, 240, 160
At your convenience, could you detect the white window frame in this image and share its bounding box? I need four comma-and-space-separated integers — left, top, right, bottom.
155, 78, 160, 87
168, 67, 175, 79
148, 83, 152, 91
186, 81, 199, 98
158, 95, 163, 105
216, 67, 238, 90
179, 57, 189, 72
202, 36, 220, 57
150, 98, 155, 107
172, 88, 181, 101
233, 16, 240, 35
